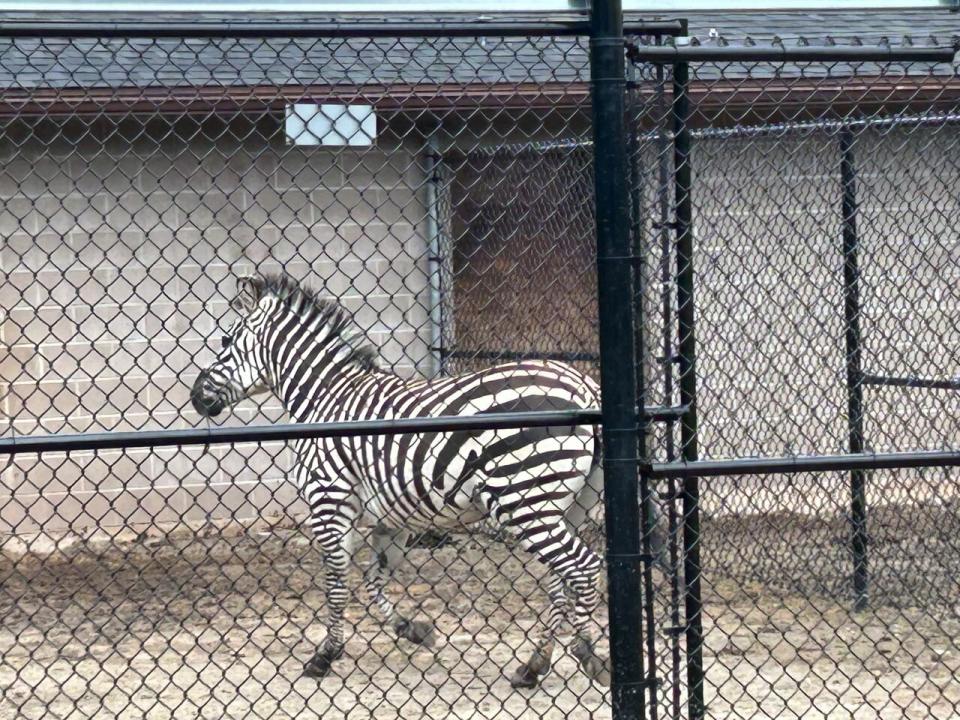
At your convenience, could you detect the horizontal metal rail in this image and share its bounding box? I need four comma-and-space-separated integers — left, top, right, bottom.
862, 373, 960, 390
649, 449, 960, 478
0, 410, 603, 455
629, 44, 957, 64
690, 111, 960, 140
645, 405, 689, 421
461, 112, 960, 155
0, 405, 694, 455
0, 19, 683, 39
438, 348, 600, 363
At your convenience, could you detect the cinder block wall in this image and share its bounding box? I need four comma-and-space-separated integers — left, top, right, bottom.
0, 115, 434, 535
687, 126, 960, 522
4, 115, 959, 537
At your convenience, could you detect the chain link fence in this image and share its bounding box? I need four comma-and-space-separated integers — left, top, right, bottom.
2, 14, 960, 720
437, 140, 598, 377
0, 23, 627, 720
634, 46, 960, 720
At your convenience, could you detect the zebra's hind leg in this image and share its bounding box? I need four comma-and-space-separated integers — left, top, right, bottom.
484, 497, 609, 689
565, 546, 610, 686
509, 574, 569, 688
365, 525, 434, 647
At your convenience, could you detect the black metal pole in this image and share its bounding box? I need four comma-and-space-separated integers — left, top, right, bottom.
655, 54, 683, 720
673, 55, 705, 720
650, 448, 960, 478
862, 373, 960, 391
629, 44, 955, 64
440, 349, 601, 363
628, 58, 661, 720
0, 409, 602, 456
590, 1, 646, 718
840, 128, 869, 613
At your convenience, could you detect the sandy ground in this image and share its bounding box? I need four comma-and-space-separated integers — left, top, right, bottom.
2, 500, 960, 720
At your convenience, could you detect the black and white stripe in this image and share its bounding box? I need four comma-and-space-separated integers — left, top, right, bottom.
191, 272, 611, 687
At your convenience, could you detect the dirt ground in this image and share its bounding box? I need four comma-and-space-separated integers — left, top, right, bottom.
2, 502, 960, 720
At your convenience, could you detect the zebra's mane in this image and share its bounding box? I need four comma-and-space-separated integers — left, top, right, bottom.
247, 272, 382, 372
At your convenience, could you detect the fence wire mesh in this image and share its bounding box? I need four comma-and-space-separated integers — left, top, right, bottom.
0, 28, 617, 720
437, 141, 598, 377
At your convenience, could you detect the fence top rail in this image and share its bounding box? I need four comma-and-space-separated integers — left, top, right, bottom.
0, 19, 682, 39
453, 111, 960, 158
629, 43, 957, 63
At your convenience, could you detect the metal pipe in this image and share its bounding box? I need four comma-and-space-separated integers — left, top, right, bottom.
439, 348, 600, 363
590, 0, 646, 716
1, 0, 952, 13
629, 44, 956, 63
627, 58, 661, 720
650, 449, 960, 479
0, 409, 602, 456
424, 135, 446, 378
840, 127, 869, 612
862, 373, 960, 390
0, 19, 683, 39
690, 112, 960, 140
655, 53, 683, 720
462, 112, 960, 155
673, 53, 706, 720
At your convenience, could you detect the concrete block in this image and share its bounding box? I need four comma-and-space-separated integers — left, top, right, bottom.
152, 445, 224, 488
0, 196, 41, 235
243, 188, 314, 229
0, 344, 45, 385
336, 145, 423, 189
273, 148, 343, 191
5, 306, 77, 346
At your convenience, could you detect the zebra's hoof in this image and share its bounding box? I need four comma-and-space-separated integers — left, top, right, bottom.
302, 653, 337, 679
395, 618, 435, 647
579, 654, 611, 687
509, 664, 542, 689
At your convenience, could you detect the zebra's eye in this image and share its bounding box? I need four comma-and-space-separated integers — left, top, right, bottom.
221, 336, 232, 350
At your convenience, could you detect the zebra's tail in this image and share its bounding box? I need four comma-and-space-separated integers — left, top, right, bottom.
564, 427, 605, 534
565, 427, 669, 569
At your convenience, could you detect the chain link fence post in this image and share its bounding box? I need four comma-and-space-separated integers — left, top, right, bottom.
671, 53, 706, 720
590, 0, 646, 717
840, 127, 870, 613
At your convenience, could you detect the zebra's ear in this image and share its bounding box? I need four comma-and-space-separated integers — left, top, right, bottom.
232, 273, 263, 316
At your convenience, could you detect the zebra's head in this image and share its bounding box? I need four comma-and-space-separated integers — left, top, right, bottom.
190, 271, 381, 419
190, 274, 271, 418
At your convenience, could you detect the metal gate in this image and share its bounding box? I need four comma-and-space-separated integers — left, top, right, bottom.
628, 30, 960, 720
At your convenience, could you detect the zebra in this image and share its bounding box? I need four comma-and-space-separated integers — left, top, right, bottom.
190, 271, 641, 688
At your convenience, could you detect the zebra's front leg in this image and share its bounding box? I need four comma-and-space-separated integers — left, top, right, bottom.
365, 525, 434, 647
303, 525, 358, 679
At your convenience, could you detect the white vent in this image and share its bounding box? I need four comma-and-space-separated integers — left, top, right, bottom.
284, 104, 376, 147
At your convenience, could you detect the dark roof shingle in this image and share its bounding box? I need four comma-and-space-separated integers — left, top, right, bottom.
0, 9, 955, 90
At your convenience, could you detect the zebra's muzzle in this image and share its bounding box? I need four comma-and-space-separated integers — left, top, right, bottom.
190, 371, 225, 418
